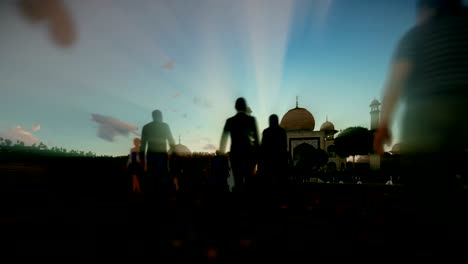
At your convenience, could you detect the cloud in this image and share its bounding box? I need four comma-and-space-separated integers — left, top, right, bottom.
203, 144, 217, 151
0, 126, 40, 145
91, 114, 140, 142
162, 60, 174, 70
32, 124, 41, 132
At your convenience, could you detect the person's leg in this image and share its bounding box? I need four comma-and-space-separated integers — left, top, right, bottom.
232, 169, 244, 193
230, 158, 244, 193
154, 154, 172, 207
135, 175, 141, 192
132, 175, 137, 192
144, 153, 158, 206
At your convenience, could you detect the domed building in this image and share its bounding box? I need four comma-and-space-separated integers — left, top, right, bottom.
280, 97, 345, 169
279, 97, 389, 176
169, 136, 192, 157
280, 107, 315, 131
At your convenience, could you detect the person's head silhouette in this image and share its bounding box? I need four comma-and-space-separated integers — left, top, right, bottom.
235, 97, 247, 112
152, 110, 163, 122
269, 114, 279, 127
418, 0, 462, 10
133, 137, 141, 148
417, 0, 463, 24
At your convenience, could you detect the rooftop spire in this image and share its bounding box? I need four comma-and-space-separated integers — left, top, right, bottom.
326, 115, 328, 122
296, 96, 298, 108
178, 135, 181, 145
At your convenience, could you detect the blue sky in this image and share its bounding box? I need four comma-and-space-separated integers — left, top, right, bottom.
1, 0, 422, 156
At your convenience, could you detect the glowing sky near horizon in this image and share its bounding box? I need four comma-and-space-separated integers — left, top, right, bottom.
1, 0, 426, 156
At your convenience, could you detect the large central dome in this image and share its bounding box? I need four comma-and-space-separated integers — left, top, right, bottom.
280, 107, 315, 131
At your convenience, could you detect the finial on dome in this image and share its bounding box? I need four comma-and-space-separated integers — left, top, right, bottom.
326, 115, 328, 122
296, 96, 298, 108
179, 135, 181, 145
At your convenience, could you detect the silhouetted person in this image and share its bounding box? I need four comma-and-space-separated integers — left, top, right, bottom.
373, 0, 468, 256
219, 97, 260, 194
126, 137, 143, 193
140, 110, 176, 205
259, 114, 289, 201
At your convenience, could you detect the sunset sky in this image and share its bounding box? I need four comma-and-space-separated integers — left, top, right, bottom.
1, 0, 435, 156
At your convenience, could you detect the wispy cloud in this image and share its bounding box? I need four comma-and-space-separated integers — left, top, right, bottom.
193, 96, 212, 108
32, 124, 41, 132
203, 144, 217, 151
201, 137, 211, 142
0, 126, 40, 145
162, 59, 174, 70
91, 114, 140, 142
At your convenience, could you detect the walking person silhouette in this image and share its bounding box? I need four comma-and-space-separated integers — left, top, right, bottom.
219, 97, 260, 194
127, 137, 143, 193
140, 109, 176, 207
259, 114, 289, 205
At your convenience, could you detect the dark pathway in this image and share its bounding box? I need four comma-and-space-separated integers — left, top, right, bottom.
2, 181, 412, 261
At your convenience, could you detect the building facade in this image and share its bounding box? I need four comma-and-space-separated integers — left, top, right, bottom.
279, 98, 346, 170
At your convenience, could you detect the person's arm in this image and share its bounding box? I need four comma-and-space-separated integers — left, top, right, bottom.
219, 120, 230, 155
126, 149, 132, 167
252, 118, 260, 149
166, 124, 176, 152
373, 59, 412, 154
139, 126, 147, 164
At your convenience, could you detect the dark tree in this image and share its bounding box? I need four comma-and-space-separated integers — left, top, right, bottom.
334, 126, 373, 178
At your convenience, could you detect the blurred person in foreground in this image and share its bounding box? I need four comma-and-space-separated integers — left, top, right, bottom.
18, 0, 76, 47
373, 0, 468, 256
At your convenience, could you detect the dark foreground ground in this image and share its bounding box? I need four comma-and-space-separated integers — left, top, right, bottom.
1, 159, 468, 261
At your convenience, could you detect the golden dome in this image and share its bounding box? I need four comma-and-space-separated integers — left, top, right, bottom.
280, 107, 315, 131
320, 121, 335, 131
170, 144, 191, 157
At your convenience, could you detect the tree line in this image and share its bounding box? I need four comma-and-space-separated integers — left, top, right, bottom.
0, 137, 97, 158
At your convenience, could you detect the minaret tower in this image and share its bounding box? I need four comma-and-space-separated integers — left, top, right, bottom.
369, 98, 381, 170
370, 98, 381, 130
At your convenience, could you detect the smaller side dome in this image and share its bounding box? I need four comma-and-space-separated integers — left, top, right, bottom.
170, 136, 192, 157
320, 121, 335, 131
170, 144, 192, 157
